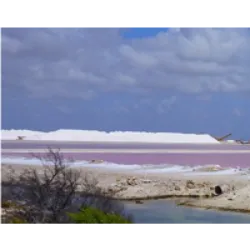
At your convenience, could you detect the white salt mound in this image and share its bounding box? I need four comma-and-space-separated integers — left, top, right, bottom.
1, 129, 46, 140
1, 129, 219, 144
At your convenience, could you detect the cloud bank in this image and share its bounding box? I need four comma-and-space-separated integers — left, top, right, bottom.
2, 28, 250, 99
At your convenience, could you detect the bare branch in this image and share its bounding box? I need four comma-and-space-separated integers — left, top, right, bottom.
2, 147, 129, 223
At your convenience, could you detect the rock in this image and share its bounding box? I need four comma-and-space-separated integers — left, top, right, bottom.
90, 159, 104, 164
16, 136, 25, 140
197, 183, 206, 188
186, 180, 196, 189
127, 177, 137, 186
108, 183, 127, 192
141, 179, 151, 184
174, 185, 181, 191
119, 180, 127, 186
208, 166, 221, 172
135, 200, 144, 204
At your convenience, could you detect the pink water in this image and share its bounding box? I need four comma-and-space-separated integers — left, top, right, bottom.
2, 152, 250, 167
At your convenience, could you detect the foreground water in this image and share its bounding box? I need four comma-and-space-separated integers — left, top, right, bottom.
125, 199, 250, 223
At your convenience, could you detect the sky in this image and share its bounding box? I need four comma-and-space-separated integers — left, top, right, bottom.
2, 28, 250, 139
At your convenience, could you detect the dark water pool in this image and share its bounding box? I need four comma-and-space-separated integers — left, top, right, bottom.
125, 199, 250, 223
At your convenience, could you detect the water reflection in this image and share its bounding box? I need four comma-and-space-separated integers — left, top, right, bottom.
125, 199, 250, 223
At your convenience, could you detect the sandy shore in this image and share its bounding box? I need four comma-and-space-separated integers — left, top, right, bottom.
2, 163, 250, 214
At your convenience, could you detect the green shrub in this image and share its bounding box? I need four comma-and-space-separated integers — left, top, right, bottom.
2, 200, 15, 208
2, 201, 23, 209
67, 207, 132, 224
10, 216, 27, 224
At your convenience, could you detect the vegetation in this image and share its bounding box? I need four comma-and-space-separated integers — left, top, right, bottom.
68, 207, 131, 223
1, 148, 132, 223
9, 216, 28, 224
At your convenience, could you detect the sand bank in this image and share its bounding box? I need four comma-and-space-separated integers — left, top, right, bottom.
2, 163, 250, 214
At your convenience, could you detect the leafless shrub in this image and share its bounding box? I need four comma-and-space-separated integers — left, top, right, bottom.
1, 148, 131, 223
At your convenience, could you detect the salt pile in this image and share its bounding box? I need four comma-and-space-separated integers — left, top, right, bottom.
1, 129, 46, 140
1, 129, 219, 144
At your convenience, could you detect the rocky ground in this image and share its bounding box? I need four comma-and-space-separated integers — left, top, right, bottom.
2, 163, 250, 214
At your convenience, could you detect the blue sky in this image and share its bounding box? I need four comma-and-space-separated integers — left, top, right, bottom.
2, 28, 250, 139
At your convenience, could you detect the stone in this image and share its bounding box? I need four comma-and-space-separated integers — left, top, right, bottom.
108, 184, 127, 193
90, 159, 104, 164
186, 180, 196, 189
174, 185, 181, 191
17, 136, 25, 140
141, 179, 151, 184
127, 178, 137, 186
135, 200, 144, 204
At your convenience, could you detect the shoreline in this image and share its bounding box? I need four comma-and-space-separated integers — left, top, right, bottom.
2, 149, 250, 153
124, 197, 250, 215
2, 163, 250, 215
177, 202, 250, 214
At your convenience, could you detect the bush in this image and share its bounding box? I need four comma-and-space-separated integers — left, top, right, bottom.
68, 207, 132, 223
2, 200, 14, 208
1, 148, 132, 223
9, 216, 27, 224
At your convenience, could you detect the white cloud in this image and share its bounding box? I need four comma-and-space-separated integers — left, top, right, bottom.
2, 28, 250, 99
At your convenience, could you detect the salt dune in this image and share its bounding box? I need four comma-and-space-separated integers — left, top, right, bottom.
1, 129, 219, 144
1, 129, 46, 140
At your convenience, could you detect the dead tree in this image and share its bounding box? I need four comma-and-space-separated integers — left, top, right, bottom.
1, 148, 131, 223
